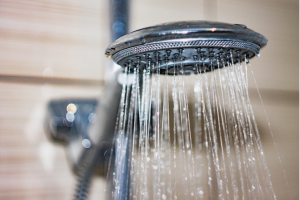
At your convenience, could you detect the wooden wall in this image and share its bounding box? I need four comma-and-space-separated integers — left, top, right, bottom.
0, 1, 107, 199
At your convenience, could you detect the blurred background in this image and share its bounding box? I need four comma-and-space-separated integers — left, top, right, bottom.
0, 0, 298, 199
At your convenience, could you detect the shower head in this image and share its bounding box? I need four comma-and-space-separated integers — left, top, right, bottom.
105, 21, 268, 75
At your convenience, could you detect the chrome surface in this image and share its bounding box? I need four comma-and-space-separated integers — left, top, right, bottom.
105, 21, 268, 74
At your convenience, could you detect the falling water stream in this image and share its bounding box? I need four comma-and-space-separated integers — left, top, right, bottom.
109, 58, 281, 200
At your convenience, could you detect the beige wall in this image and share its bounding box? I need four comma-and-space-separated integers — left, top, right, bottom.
0, 0, 298, 199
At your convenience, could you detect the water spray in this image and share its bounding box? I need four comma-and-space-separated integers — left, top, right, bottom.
104, 21, 278, 200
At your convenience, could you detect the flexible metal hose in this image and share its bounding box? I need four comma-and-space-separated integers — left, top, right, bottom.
73, 148, 98, 200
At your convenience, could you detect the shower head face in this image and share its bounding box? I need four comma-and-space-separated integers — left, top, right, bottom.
105, 21, 268, 75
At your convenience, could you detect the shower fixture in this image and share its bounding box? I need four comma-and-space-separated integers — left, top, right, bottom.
105, 21, 267, 75
44, 0, 280, 199
105, 21, 274, 200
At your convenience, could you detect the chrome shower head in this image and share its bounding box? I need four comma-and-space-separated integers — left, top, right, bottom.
105, 21, 267, 75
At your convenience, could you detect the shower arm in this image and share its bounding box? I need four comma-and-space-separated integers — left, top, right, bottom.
51, 0, 131, 199
75, 1, 131, 199
74, 0, 131, 199
88, 0, 130, 156
110, 0, 130, 41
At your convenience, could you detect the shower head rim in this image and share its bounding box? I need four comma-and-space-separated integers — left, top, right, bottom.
111, 38, 260, 64
105, 21, 268, 75
105, 20, 268, 57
